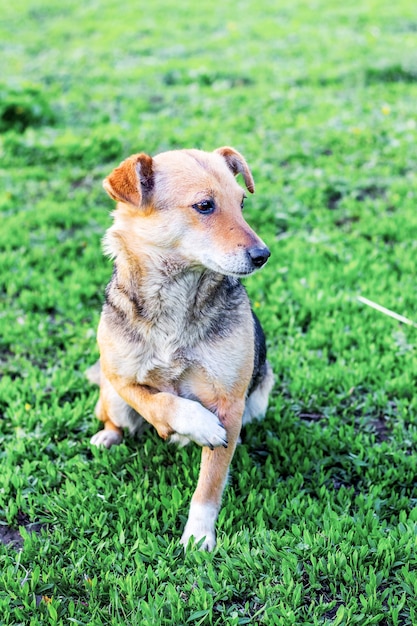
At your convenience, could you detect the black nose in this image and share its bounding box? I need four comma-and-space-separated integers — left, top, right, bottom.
248, 246, 270, 268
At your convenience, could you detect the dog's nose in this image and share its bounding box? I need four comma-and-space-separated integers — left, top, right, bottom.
248, 246, 270, 268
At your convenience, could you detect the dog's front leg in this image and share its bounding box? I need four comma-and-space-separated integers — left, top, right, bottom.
180, 399, 244, 551
100, 364, 228, 448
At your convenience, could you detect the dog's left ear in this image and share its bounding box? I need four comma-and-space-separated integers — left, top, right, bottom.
214, 146, 255, 194
103, 153, 154, 208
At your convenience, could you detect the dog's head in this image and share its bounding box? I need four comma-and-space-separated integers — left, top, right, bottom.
103, 147, 270, 277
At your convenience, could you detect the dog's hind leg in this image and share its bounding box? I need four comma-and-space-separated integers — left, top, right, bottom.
86, 359, 122, 447
90, 405, 123, 448
90, 370, 145, 448
242, 360, 274, 426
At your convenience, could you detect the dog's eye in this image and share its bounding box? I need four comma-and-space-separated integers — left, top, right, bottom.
192, 199, 215, 215
241, 197, 245, 210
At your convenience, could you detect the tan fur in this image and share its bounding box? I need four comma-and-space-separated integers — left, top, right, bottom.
88, 146, 273, 550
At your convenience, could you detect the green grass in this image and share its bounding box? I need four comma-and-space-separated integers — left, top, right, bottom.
1, 0, 417, 623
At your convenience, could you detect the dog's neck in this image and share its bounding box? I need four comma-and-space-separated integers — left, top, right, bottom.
108, 249, 239, 327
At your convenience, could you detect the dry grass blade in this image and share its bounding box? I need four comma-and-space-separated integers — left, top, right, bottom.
357, 296, 417, 328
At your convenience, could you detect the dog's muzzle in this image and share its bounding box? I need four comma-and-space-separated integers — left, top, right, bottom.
247, 245, 270, 269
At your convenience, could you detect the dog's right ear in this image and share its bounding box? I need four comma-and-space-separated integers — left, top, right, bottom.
103, 153, 154, 208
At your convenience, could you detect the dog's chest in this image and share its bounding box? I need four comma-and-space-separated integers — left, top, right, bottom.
135, 334, 188, 386
130, 308, 199, 388
131, 283, 211, 385
106, 268, 247, 390
132, 314, 246, 396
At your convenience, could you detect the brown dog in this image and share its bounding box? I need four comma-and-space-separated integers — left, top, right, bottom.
88, 147, 273, 550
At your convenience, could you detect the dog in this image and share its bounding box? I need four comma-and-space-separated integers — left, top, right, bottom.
87, 146, 274, 550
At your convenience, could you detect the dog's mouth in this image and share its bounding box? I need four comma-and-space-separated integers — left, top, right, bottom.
228, 268, 258, 278
218, 247, 270, 277
207, 258, 270, 279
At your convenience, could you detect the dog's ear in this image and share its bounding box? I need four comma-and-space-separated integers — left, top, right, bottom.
214, 146, 255, 194
103, 153, 154, 208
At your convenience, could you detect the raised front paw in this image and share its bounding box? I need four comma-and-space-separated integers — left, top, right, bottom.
172, 400, 228, 449
190, 411, 228, 450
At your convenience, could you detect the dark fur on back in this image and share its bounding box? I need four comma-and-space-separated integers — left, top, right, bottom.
248, 312, 268, 396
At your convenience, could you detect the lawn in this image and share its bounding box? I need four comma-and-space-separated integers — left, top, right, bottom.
1, 0, 417, 623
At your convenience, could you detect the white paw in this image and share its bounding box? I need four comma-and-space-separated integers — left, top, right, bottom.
172, 400, 228, 449
180, 502, 218, 551
90, 429, 122, 448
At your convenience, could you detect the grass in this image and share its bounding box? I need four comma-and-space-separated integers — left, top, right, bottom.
1, 0, 417, 623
